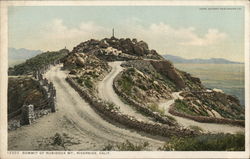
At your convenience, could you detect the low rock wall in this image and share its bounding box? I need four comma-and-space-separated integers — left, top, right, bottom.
66, 76, 196, 137
168, 104, 245, 127
10, 61, 60, 127
34, 67, 56, 112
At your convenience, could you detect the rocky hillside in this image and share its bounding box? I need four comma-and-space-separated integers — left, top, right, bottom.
63, 52, 111, 94
118, 59, 200, 104
67, 37, 244, 121
178, 91, 244, 120
119, 59, 243, 120
62, 37, 165, 94
71, 37, 163, 61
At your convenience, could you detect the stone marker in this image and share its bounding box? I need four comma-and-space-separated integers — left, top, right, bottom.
20, 104, 35, 125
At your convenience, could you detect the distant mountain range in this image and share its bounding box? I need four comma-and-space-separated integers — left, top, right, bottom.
9, 48, 42, 60
163, 54, 243, 64
8, 48, 42, 67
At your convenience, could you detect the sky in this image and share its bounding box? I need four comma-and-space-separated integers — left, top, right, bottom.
8, 6, 245, 62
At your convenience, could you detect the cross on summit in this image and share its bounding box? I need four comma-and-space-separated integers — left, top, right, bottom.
112, 28, 115, 38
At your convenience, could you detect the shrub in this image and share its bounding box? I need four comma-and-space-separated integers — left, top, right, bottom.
77, 78, 84, 85
106, 101, 120, 111
116, 140, 149, 151
127, 67, 136, 74
148, 103, 165, 116
102, 144, 113, 151
118, 74, 133, 95
102, 140, 149, 151
77, 77, 93, 89
159, 133, 245, 151
53, 133, 64, 146
165, 115, 176, 122
188, 125, 203, 133
174, 99, 197, 116
83, 78, 93, 89
161, 76, 176, 91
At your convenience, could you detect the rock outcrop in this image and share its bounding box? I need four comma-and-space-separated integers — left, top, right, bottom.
64, 52, 110, 77
150, 60, 186, 89
71, 38, 164, 61
63, 52, 111, 93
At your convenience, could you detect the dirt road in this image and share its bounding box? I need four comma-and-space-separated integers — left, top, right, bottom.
8, 64, 164, 151
8, 62, 244, 151
159, 92, 244, 134
97, 61, 244, 134
98, 61, 154, 123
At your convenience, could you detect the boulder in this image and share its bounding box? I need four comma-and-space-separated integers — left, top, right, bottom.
137, 41, 148, 50
133, 44, 144, 56
100, 40, 109, 48
150, 60, 186, 89
69, 69, 77, 75
89, 39, 100, 45
132, 38, 137, 43
71, 37, 164, 60
133, 41, 149, 56
76, 57, 85, 67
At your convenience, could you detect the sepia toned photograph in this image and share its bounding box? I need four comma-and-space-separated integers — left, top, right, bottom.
0, 1, 249, 159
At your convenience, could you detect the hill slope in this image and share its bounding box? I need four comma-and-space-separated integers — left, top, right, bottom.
65, 37, 244, 121
8, 49, 69, 75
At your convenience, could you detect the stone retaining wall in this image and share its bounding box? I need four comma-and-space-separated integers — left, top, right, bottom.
20, 105, 35, 125
168, 104, 245, 127
66, 76, 197, 137
20, 62, 57, 125
34, 66, 56, 113
8, 107, 22, 120
113, 71, 176, 126
13, 61, 60, 127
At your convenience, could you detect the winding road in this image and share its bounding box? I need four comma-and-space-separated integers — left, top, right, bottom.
98, 61, 244, 134
8, 64, 164, 151
8, 62, 244, 150
159, 92, 244, 134
44, 64, 165, 148
98, 61, 154, 123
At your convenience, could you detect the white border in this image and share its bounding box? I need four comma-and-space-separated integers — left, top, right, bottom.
0, 1, 249, 159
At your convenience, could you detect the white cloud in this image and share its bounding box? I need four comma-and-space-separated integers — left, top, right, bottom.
44, 19, 106, 39
180, 28, 227, 46
36, 19, 107, 50
114, 20, 238, 61
119, 22, 227, 47
19, 19, 233, 60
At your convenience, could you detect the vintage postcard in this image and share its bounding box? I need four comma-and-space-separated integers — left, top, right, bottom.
0, 1, 249, 159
